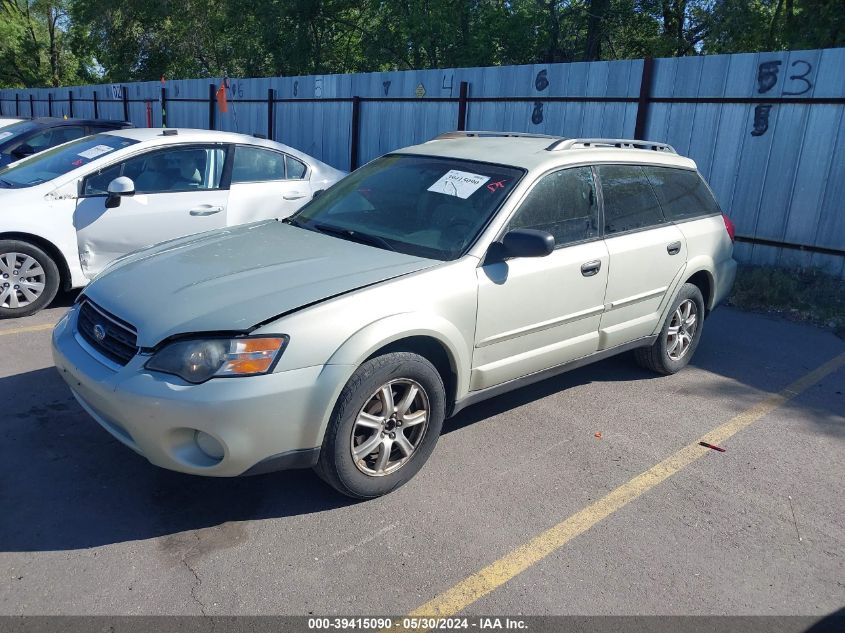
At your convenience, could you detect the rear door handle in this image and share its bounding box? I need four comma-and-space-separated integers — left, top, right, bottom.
667, 241, 682, 255
580, 260, 602, 277
283, 192, 305, 200
189, 205, 224, 216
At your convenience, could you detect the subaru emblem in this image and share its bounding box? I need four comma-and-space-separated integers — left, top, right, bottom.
93, 324, 107, 341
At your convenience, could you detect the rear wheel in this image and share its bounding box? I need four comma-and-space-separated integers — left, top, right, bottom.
316, 352, 445, 499
634, 283, 705, 375
0, 240, 60, 318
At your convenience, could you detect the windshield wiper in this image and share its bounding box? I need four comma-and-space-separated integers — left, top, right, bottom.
0, 178, 12, 189
309, 222, 396, 252
281, 216, 304, 227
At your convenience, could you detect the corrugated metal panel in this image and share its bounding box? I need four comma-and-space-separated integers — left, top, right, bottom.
1, 49, 844, 276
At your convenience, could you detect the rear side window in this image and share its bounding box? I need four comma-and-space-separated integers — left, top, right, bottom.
643, 166, 721, 221
286, 155, 307, 179
507, 167, 599, 246
232, 146, 286, 183
596, 165, 665, 235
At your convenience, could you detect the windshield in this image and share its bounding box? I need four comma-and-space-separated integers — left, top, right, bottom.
291, 154, 523, 260
0, 120, 41, 145
0, 134, 138, 189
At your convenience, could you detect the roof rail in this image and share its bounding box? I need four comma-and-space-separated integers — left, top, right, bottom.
434, 131, 562, 141
545, 138, 677, 153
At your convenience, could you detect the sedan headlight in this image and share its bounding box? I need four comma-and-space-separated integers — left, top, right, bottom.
145, 336, 288, 384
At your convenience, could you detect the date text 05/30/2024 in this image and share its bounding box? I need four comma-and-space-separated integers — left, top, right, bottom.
307, 617, 529, 630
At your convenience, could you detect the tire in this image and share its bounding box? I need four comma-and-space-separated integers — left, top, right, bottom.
634, 283, 705, 375
0, 240, 60, 319
316, 352, 446, 499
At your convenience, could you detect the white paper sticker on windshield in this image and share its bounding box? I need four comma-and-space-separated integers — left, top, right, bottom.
427, 170, 490, 199
77, 144, 115, 160
0, 131, 13, 140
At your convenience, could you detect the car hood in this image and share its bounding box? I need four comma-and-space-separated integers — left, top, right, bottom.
82, 221, 441, 347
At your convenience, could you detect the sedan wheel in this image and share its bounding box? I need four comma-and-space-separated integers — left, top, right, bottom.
351, 379, 430, 476
0, 240, 60, 318
0, 252, 47, 309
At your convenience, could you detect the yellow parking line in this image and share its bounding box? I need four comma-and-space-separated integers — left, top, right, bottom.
0, 323, 55, 337
408, 350, 845, 619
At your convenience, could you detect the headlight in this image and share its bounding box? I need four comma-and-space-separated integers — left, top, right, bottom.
145, 336, 288, 384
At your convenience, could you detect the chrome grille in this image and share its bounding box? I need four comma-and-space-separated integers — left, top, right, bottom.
77, 300, 138, 365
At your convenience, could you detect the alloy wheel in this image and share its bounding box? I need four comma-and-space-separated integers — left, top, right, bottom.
350, 378, 430, 476
666, 298, 698, 361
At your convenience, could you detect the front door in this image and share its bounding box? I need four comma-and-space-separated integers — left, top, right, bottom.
595, 164, 688, 349
473, 166, 609, 391
74, 144, 229, 278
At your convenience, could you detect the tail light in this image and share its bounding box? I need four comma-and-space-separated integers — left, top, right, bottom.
722, 213, 735, 242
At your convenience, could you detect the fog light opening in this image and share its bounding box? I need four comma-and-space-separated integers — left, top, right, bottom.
194, 430, 225, 460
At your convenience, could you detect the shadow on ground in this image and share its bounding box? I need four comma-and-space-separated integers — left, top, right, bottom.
1, 308, 842, 552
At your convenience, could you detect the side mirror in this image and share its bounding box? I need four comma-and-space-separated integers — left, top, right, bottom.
105, 176, 135, 209
499, 229, 555, 259
11, 144, 35, 159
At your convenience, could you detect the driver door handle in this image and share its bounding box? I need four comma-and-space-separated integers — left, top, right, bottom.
283, 192, 305, 200
580, 260, 602, 277
189, 205, 223, 216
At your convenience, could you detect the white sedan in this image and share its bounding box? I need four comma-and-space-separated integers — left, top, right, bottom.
0, 128, 345, 317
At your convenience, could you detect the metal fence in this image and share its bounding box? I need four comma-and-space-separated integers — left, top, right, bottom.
2, 48, 845, 277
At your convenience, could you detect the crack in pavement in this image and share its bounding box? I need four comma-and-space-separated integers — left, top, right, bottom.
181, 532, 208, 616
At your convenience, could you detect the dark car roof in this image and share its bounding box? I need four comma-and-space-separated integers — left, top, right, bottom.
28, 117, 133, 128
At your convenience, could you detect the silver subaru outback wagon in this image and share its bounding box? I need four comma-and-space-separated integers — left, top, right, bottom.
52, 132, 737, 498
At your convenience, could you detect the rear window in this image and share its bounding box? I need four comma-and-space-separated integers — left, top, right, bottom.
643, 166, 721, 221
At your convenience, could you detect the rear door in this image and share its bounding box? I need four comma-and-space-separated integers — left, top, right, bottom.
73, 143, 229, 278
226, 145, 313, 224
473, 166, 609, 390
596, 164, 687, 349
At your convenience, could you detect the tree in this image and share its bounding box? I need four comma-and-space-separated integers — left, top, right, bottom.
584, 0, 611, 61
0, 0, 86, 87
3, 0, 844, 88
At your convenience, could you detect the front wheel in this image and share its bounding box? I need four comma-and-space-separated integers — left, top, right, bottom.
634, 283, 705, 375
0, 240, 61, 319
316, 352, 446, 499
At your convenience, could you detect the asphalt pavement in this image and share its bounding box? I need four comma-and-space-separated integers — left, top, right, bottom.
0, 296, 843, 617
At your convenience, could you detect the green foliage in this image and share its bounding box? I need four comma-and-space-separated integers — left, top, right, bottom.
2, 0, 844, 87
0, 0, 90, 87
729, 265, 845, 329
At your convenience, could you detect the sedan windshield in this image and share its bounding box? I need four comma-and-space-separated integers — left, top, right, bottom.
0, 134, 138, 189
290, 154, 523, 260
0, 120, 41, 144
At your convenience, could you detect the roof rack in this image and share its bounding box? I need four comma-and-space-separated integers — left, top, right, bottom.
545, 138, 677, 153
434, 131, 562, 141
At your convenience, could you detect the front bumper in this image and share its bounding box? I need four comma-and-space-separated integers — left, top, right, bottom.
51, 306, 350, 476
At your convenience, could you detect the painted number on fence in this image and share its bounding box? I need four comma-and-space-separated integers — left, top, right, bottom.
752, 59, 814, 135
